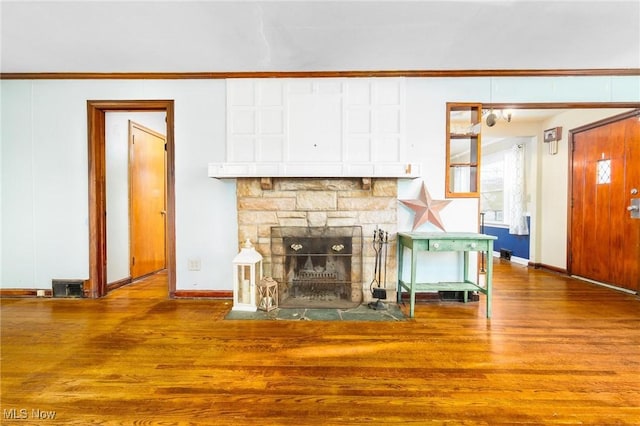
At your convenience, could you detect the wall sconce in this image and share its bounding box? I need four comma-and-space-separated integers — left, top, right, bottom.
543, 126, 562, 155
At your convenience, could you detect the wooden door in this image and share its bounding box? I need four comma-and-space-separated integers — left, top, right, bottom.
129, 121, 166, 279
570, 111, 640, 292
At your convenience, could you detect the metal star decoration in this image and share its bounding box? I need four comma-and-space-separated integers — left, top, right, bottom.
399, 183, 451, 231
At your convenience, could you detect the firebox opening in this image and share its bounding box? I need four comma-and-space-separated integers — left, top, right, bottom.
271, 226, 363, 309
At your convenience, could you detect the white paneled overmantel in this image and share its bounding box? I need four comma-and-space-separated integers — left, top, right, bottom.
208, 77, 421, 178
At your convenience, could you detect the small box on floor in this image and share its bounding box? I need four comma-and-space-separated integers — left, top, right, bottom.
439, 291, 480, 302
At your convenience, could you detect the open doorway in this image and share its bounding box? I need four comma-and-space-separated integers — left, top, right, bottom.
87, 100, 176, 298
480, 102, 639, 290
105, 115, 167, 289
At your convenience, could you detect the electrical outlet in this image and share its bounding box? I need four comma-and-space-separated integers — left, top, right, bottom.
188, 258, 201, 271
36, 290, 45, 297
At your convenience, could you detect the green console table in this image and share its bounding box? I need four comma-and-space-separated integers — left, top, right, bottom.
397, 232, 497, 318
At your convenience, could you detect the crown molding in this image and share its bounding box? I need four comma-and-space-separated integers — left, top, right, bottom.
1, 68, 639, 80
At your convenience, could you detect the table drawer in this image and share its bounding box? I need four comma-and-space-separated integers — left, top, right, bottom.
428, 239, 489, 252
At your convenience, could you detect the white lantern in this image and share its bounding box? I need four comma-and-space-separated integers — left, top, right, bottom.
232, 239, 263, 311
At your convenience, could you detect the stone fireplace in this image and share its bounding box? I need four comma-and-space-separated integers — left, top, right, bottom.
236, 177, 398, 307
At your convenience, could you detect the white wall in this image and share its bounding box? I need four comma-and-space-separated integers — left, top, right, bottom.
1, 76, 638, 291
1, 80, 237, 291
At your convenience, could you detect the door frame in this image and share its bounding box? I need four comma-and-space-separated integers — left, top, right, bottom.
566, 108, 640, 280
87, 100, 176, 298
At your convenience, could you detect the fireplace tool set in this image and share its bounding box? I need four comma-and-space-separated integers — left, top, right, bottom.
368, 228, 388, 310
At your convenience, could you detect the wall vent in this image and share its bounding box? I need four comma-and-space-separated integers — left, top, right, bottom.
500, 248, 512, 260
52, 280, 84, 298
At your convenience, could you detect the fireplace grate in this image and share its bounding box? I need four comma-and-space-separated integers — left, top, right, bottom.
298, 270, 338, 280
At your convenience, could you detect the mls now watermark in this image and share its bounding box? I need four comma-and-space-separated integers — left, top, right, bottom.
3, 408, 57, 420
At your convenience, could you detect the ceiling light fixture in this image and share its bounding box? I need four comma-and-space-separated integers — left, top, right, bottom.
486, 110, 497, 127
484, 108, 514, 127
486, 78, 496, 127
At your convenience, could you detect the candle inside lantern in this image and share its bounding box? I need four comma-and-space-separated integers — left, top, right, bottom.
242, 279, 250, 303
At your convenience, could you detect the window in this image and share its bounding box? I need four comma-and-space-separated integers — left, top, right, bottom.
446, 103, 482, 198
597, 159, 611, 184
481, 153, 507, 224
481, 141, 529, 236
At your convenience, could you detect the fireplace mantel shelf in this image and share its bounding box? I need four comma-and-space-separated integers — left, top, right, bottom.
207, 162, 422, 179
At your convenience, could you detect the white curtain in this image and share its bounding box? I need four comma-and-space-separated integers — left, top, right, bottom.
505, 144, 529, 235
453, 166, 470, 193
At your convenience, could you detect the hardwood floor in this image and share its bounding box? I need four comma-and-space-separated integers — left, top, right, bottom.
1, 260, 639, 425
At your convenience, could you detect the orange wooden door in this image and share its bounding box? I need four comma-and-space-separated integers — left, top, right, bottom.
129, 121, 166, 279
571, 113, 640, 292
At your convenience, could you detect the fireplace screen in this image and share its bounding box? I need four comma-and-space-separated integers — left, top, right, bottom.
271, 226, 363, 309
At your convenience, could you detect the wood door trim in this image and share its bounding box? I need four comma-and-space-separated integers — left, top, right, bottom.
130, 120, 167, 141
484, 102, 640, 110
566, 108, 640, 276
87, 100, 176, 298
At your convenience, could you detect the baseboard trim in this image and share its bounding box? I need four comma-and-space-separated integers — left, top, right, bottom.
570, 275, 637, 295
400, 292, 441, 302
107, 277, 132, 292
174, 290, 233, 299
528, 262, 568, 275
491, 251, 529, 266
0, 288, 232, 299
0, 288, 53, 298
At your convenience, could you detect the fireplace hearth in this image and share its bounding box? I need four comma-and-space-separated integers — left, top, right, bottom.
271, 226, 363, 309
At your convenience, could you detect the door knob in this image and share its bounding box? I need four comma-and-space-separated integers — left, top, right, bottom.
160, 210, 166, 215
628, 205, 639, 211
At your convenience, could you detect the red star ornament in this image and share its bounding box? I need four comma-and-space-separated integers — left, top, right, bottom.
399, 183, 451, 231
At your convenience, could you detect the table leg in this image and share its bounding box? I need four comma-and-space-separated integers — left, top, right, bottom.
397, 241, 404, 304
485, 244, 493, 318
410, 247, 417, 318
463, 250, 469, 303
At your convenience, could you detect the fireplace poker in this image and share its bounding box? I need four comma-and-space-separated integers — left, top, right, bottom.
377, 228, 386, 288
383, 230, 388, 289
370, 229, 380, 289
369, 228, 388, 310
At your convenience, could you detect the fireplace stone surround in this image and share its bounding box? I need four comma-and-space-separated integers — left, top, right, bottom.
236, 177, 398, 306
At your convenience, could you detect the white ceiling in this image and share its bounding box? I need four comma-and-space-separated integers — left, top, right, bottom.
1, 0, 639, 73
